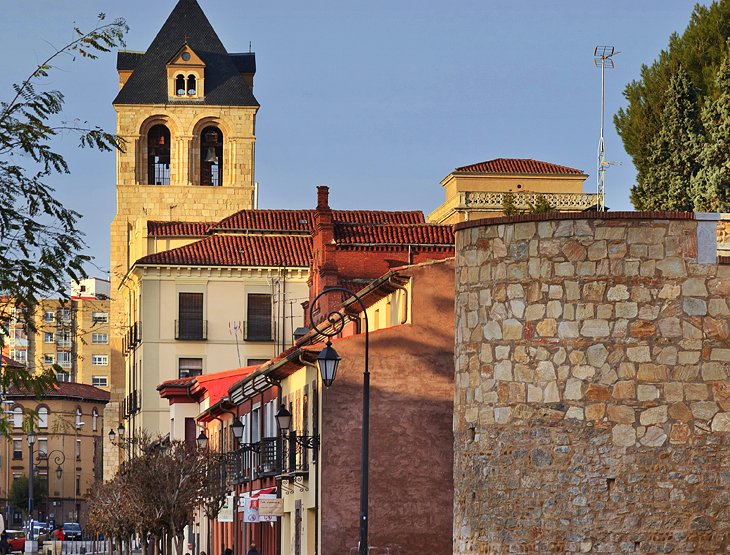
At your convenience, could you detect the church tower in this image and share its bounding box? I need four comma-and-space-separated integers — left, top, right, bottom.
106, 0, 258, 475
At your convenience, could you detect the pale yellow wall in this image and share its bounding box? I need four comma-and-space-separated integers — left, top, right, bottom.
279, 363, 320, 555
363, 285, 410, 332
126, 266, 308, 437
441, 173, 587, 198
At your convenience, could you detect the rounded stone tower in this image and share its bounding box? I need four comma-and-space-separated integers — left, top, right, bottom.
453, 212, 730, 553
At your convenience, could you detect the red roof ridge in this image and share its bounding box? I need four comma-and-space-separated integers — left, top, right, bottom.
455, 158, 585, 176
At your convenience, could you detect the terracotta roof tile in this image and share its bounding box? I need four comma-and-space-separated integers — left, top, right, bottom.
7, 381, 110, 402
136, 234, 312, 267
455, 158, 585, 175
334, 224, 455, 247
1, 355, 24, 369
211, 209, 424, 232
147, 221, 213, 237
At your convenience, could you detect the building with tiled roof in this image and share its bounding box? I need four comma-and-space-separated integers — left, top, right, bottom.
108, 0, 261, 481
0, 381, 109, 529
428, 157, 598, 225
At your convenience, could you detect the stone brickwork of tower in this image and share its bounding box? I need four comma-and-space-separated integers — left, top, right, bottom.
106, 0, 258, 477
454, 211, 730, 553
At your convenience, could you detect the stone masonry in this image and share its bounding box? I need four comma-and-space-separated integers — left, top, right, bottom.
454, 212, 730, 554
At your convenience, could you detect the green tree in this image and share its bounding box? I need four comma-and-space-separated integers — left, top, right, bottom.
527, 195, 556, 214
691, 57, 730, 211
615, 1, 730, 185
630, 69, 704, 211
502, 191, 520, 216
0, 14, 127, 417
8, 475, 45, 515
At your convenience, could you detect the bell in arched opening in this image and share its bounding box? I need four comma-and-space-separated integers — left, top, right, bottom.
200, 126, 223, 186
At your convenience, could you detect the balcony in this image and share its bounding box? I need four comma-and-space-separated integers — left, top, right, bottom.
229, 438, 281, 484
124, 321, 142, 353
175, 319, 207, 341
244, 320, 273, 342
464, 190, 599, 211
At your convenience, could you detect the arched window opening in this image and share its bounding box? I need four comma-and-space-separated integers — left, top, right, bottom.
147, 124, 171, 185
38, 407, 48, 429
200, 126, 223, 186
76, 407, 82, 429
175, 74, 185, 96
92, 409, 98, 432
187, 75, 197, 95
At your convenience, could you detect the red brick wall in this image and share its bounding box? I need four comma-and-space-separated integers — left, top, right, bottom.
320, 260, 455, 554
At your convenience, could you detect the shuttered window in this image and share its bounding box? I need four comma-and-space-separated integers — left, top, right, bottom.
178, 293, 204, 339
246, 294, 272, 341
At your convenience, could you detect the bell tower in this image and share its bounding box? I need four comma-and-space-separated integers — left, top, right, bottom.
106, 0, 258, 476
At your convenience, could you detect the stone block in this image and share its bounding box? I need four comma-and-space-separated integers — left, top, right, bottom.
683, 297, 707, 316
587, 241, 608, 261
502, 319, 523, 340
690, 401, 719, 420
640, 405, 668, 426
586, 344, 609, 367
612, 424, 637, 446
701, 362, 728, 381
615, 302, 638, 319
586, 384, 611, 401
626, 345, 651, 363
612, 380, 635, 400
629, 321, 656, 338
637, 385, 659, 401
664, 382, 684, 402
637, 363, 668, 382
573, 365, 596, 380
494, 360, 512, 381
608, 405, 635, 423
525, 304, 546, 321
684, 383, 709, 401
558, 321, 579, 339
536, 361, 557, 381
581, 319, 610, 337
607, 284, 629, 301
711, 412, 730, 431
564, 378, 583, 400
566, 406, 585, 420
544, 381, 560, 403
682, 278, 708, 296
536, 319, 557, 337
669, 422, 690, 444
582, 281, 606, 301
640, 426, 667, 447
585, 403, 605, 420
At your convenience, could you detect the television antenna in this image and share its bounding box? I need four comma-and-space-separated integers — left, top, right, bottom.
594, 46, 619, 212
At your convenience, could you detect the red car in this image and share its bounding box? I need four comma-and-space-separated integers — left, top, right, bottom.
6, 530, 25, 553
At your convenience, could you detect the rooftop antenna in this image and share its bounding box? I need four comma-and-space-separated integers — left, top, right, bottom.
594, 45, 619, 212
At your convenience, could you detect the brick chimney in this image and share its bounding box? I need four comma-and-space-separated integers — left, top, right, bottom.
308, 186, 338, 324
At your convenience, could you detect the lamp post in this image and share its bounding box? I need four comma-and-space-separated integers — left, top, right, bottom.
36, 450, 65, 527
309, 287, 367, 555
27, 429, 37, 522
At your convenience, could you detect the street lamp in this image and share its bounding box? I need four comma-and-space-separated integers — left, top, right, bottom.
36, 450, 65, 527
27, 429, 37, 521
196, 430, 209, 450
275, 406, 291, 433
231, 418, 244, 446
309, 287, 369, 555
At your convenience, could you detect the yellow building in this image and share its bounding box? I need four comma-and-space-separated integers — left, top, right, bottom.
428, 157, 598, 224
2, 278, 111, 389
0, 377, 109, 529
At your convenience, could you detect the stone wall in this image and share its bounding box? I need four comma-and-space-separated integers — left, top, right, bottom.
454, 212, 730, 554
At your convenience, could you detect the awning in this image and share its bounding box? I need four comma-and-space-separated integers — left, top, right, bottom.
245, 486, 276, 498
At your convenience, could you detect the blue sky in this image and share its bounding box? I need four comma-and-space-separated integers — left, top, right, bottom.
2, 1, 704, 275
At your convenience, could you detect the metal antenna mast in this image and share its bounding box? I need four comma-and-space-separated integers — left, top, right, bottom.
594, 46, 618, 212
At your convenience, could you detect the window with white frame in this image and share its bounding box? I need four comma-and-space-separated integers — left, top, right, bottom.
92, 376, 108, 388
92, 409, 98, 431
56, 351, 72, 368
38, 407, 48, 429
10, 350, 27, 364
38, 438, 47, 457
12, 407, 22, 428
250, 406, 261, 443
12, 439, 22, 460
92, 355, 108, 366
56, 371, 71, 382
91, 333, 108, 344
44, 332, 55, 343
92, 312, 108, 324
43, 311, 55, 322
178, 358, 203, 379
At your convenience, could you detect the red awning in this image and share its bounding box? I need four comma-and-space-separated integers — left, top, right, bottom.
248, 487, 276, 498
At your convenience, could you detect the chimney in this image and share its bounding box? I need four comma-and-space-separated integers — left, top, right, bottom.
309, 186, 337, 317
317, 185, 329, 210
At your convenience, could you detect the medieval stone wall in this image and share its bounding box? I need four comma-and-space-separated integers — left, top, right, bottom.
454, 213, 730, 554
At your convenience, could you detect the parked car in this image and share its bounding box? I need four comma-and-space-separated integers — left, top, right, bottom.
6, 530, 25, 553
62, 523, 81, 541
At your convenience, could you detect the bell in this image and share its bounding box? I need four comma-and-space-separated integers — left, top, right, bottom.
204, 147, 217, 163
157, 135, 165, 146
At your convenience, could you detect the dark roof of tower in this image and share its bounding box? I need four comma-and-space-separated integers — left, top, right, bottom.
113, 0, 258, 107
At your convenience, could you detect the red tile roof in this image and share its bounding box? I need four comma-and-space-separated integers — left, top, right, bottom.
136, 234, 312, 267
147, 221, 213, 237
334, 224, 455, 246
7, 381, 110, 402
455, 158, 585, 175
211, 209, 425, 232
1, 355, 24, 369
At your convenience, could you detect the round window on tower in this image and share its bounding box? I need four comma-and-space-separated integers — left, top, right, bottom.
181, 52, 191, 61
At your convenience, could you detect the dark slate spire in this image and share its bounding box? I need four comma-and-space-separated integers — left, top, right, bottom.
113, 0, 258, 106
